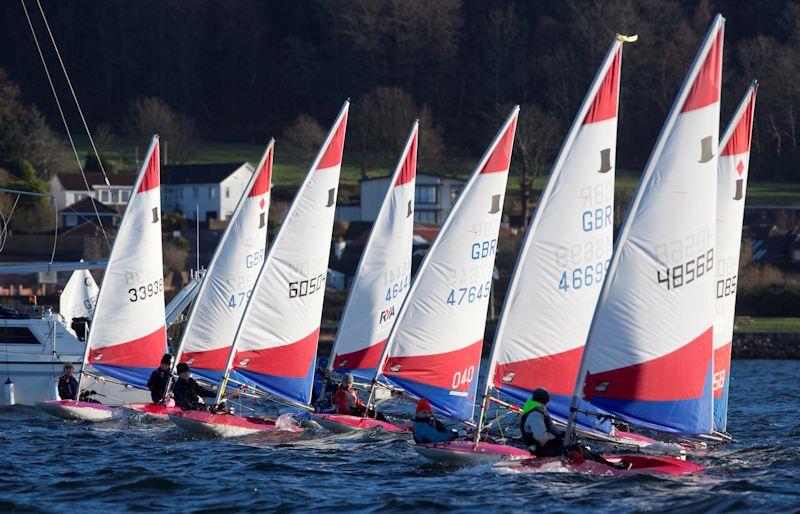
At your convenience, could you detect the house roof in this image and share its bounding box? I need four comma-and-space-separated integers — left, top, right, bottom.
55, 172, 136, 190
162, 162, 249, 185
59, 197, 118, 215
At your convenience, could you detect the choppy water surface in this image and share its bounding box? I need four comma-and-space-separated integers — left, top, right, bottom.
1, 360, 798, 513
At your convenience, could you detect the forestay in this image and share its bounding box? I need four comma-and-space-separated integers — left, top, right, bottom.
713, 82, 757, 433
176, 141, 274, 384
379, 107, 518, 423
79, 136, 166, 389
569, 16, 725, 436
60, 268, 99, 323
226, 102, 349, 406
484, 38, 625, 434
330, 122, 417, 381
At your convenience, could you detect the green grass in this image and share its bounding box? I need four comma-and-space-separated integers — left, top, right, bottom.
735, 317, 800, 333
66, 133, 800, 206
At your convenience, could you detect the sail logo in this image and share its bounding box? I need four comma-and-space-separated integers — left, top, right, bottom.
378, 305, 395, 324
258, 212, 266, 229
698, 136, 715, 163
501, 371, 515, 383
389, 364, 402, 372
489, 194, 502, 214
598, 148, 612, 173
407, 200, 413, 218
186, 358, 196, 365
151, 207, 160, 224
733, 160, 745, 201
326, 188, 336, 207
238, 358, 251, 367
93, 353, 103, 361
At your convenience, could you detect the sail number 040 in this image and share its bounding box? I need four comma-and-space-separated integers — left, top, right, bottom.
452, 365, 475, 389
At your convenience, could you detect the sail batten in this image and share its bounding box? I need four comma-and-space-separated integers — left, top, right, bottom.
330, 122, 418, 381
569, 16, 725, 437
379, 107, 518, 423
713, 82, 757, 432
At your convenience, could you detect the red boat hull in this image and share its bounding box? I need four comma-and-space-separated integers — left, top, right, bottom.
313, 413, 408, 433
494, 454, 705, 476
168, 410, 303, 438
415, 440, 530, 464
123, 403, 183, 419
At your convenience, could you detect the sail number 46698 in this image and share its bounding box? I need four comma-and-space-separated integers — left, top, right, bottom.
657, 249, 714, 290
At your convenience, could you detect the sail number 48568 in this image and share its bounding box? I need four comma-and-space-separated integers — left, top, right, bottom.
657, 249, 714, 290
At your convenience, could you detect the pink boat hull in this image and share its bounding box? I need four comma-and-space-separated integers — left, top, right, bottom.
36, 400, 115, 421
494, 454, 706, 476
313, 413, 408, 433
169, 410, 304, 438
415, 440, 530, 464
123, 403, 183, 420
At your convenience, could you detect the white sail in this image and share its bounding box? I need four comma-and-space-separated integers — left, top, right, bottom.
60, 268, 99, 323
176, 141, 274, 383
569, 16, 725, 436
329, 122, 418, 381
485, 39, 624, 430
379, 107, 518, 423
224, 102, 349, 406
79, 135, 166, 390
713, 81, 757, 432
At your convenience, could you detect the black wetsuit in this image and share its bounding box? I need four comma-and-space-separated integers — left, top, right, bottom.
173, 377, 215, 411
521, 405, 564, 457
57, 374, 78, 400
146, 367, 171, 403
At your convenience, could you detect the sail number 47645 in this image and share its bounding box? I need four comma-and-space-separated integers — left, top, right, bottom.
446, 281, 491, 306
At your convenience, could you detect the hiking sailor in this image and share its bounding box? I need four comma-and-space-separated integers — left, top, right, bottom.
520, 388, 564, 457
172, 363, 216, 411
57, 363, 79, 401
146, 354, 173, 404
412, 398, 457, 444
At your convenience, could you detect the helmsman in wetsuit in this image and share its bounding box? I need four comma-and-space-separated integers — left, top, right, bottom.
146, 354, 173, 404
172, 363, 215, 411
412, 398, 456, 444
520, 388, 564, 457
332, 373, 366, 416
57, 363, 79, 400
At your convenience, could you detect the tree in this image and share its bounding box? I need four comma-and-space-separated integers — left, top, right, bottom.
126, 97, 197, 164
282, 114, 326, 160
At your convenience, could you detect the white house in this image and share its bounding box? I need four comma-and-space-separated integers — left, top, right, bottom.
49, 172, 135, 210
336, 173, 464, 225
161, 162, 252, 221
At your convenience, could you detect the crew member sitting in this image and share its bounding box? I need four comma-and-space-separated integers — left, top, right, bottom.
332, 373, 366, 416
172, 363, 215, 411
412, 398, 456, 444
146, 354, 173, 404
520, 388, 564, 457
57, 363, 79, 401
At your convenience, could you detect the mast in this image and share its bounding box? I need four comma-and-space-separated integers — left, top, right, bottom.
475, 35, 631, 442
566, 16, 725, 444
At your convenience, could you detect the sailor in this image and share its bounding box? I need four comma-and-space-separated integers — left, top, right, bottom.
146, 354, 173, 404
520, 388, 564, 457
412, 398, 456, 444
172, 363, 215, 411
57, 363, 79, 401
332, 373, 367, 416
311, 358, 335, 410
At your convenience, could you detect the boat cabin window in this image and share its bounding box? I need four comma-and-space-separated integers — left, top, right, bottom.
0, 326, 40, 344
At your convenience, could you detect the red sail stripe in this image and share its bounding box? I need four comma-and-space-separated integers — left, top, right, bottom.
384, 339, 483, 391
681, 29, 723, 113
233, 328, 320, 377
494, 346, 583, 396
318, 111, 349, 170
721, 90, 756, 156
180, 345, 230, 371
395, 128, 418, 187
333, 339, 387, 371
584, 328, 712, 402
584, 47, 621, 125
712, 341, 732, 399
481, 113, 518, 174
88, 325, 166, 368
137, 141, 160, 193
249, 145, 272, 197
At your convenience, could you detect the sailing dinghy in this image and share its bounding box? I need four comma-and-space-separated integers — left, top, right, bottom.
38, 136, 167, 421
554, 15, 727, 476
368, 107, 520, 462
712, 81, 757, 436
475, 36, 664, 451
170, 102, 349, 436
59, 268, 99, 337
125, 140, 276, 419
314, 122, 418, 433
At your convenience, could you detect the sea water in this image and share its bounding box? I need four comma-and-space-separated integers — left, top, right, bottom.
0, 360, 798, 512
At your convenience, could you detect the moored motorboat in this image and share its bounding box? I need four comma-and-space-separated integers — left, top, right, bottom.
168, 411, 302, 438
36, 399, 115, 421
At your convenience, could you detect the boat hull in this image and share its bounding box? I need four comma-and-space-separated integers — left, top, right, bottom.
494, 454, 705, 476
36, 400, 115, 421
415, 440, 530, 464
122, 403, 183, 420
168, 411, 303, 438
313, 413, 407, 433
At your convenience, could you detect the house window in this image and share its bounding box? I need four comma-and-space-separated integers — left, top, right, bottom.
414, 210, 437, 223
121, 190, 130, 202
74, 193, 87, 202
209, 188, 215, 199
225, 188, 230, 198
415, 185, 437, 205
111, 190, 119, 204
100, 190, 110, 203
65, 214, 78, 227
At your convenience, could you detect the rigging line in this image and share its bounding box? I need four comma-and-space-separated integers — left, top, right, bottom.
19, 0, 111, 250
49, 195, 58, 263
35, 0, 111, 188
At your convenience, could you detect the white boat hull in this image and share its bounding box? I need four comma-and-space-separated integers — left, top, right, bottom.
36, 400, 115, 421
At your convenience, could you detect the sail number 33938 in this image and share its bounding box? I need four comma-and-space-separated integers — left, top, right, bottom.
128, 278, 164, 302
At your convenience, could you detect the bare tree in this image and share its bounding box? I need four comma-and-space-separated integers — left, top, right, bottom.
282, 114, 326, 160
126, 97, 197, 164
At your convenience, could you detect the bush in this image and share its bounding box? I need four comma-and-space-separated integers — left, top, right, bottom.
282, 114, 326, 160
737, 283, 800, 317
